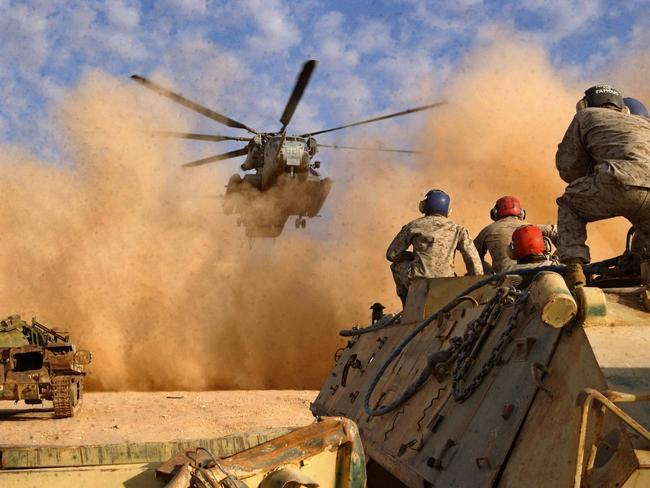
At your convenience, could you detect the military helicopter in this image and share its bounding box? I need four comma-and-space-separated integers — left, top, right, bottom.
131, 60, 443, 237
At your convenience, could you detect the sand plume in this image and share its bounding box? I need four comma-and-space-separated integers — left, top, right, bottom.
0, 31, 638, 391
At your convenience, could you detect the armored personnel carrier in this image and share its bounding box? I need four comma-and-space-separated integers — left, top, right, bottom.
312, 257, 650, 487
0, 315, 91, 418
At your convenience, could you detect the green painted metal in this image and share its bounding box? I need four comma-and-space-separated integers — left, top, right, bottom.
0, 428, 292, 469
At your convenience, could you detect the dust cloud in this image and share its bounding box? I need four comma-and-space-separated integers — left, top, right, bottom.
0, 72, 381, 390
417, 29, 631, 263
0, 31, 638, 391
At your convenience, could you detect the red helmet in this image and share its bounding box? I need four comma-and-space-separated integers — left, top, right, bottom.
510, 225, 544, 260
491, 196, 525, 221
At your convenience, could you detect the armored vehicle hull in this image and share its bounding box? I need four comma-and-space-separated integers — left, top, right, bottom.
313, 267, 650, 487
0, 315, 91, 418
0, 417, 366, 487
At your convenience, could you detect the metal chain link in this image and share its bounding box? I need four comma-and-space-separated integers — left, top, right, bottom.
451, 288, 529, 402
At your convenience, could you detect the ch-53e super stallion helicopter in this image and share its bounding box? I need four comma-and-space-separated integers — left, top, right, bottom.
131, 60, 443, 237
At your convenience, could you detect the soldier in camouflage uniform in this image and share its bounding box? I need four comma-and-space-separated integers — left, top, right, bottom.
556, 85, 650, 288
386, 190, 483, 305
475, 196, 557, 273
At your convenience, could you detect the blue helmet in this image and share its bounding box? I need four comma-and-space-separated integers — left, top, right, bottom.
624, 97, 649, 117
419, 189, 450, 216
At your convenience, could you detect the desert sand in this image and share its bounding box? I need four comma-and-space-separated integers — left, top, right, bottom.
0, 390, 317, 447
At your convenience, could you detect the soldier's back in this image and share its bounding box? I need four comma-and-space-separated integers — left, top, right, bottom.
578, 107, 650, 187
477, 217, 523, 272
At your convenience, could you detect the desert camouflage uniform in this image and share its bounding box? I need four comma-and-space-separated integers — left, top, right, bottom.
556, 107, 650, 263
386, 215, 483, 302
474, 216, 558, 273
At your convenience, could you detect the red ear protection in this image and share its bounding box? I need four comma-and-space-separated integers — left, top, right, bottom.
491, 196, 525, 221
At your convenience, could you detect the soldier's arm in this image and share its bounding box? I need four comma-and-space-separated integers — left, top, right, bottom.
539, 224, 558, 245
386, 226, 412, 262
556, 115, 591, 183
457, 227, 484, 275
473, 228, 492, 272
473, 227, 487, 261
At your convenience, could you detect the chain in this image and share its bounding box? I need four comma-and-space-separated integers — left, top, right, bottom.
451, 288, 528, 402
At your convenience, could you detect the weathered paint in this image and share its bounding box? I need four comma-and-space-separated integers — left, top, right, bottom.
160, 418, 366, 487
313, 273, 650, 487
0, 428, 292, 469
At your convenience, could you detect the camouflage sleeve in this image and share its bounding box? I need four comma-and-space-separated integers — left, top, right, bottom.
473, 227, 487, 261
556, 115, 591, 183
539, 224, 558, 245
386, 226, 412, 262
457, 227, 484, 275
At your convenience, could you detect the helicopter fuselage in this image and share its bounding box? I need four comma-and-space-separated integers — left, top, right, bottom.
241, 134, 318, 191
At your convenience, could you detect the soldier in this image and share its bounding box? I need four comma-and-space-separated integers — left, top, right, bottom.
386, 189, 483, 306
474, 196, 557, 273
504, 225, 554, 272
624, 97, 649, 119
556, 85, 650, 288
626, 98, 649, 257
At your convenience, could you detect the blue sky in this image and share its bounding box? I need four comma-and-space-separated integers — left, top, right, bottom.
1, 0, 649, 161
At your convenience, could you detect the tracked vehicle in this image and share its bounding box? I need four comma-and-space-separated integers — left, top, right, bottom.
312, 258, 650, 487
0, 315, 91, 418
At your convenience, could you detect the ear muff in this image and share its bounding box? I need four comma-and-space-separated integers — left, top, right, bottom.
543, 236, 552, 254
419, 200, 425, 214
520, 209, 526, 220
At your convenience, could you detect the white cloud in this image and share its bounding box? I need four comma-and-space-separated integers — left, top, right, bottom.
243, 0, 301, 54
516, 0, 604, 42
0, 3, 51, 76
351, 19, 392, 55
104, 0, 141, 30
162, 0, 207, 17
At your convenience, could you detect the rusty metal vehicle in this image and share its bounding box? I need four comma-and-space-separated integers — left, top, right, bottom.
312, 258, 650, 486
0, 314, 91, 418
0, 417, 366, 487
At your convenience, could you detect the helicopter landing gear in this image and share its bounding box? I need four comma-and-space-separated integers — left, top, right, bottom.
295, 217, 307, 229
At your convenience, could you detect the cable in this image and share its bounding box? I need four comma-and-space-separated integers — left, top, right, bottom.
363, 265, 566, 417
339, 312, 402, 337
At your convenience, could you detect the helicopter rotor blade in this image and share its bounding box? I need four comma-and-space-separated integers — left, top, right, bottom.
182, 147, 249, 168
279, 60, 318, 131
302, 101, 446, 138
130, 75, 257, 133
155, 131, 253, 142
317, 143, 421, 154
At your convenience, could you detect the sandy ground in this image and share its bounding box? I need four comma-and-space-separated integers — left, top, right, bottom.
0, 390, 317, 446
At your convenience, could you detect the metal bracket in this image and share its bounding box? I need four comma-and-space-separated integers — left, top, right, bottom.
513, 337, 536, 361
429, 438, 456, 470
531, 362, 553, 399
501, 404, 515, 420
